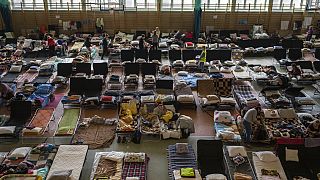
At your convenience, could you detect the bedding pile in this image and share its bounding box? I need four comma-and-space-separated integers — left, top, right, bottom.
72, 116, 117, 149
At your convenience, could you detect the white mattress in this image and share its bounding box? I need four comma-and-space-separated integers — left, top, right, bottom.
252, 152, 287, 180
47, 145, 88, 180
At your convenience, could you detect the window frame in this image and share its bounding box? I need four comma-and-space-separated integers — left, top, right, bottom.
48, 0, 82, 10
11, 0, 45, 10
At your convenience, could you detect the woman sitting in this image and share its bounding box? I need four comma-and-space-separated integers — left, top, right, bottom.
289, 63, 302, 79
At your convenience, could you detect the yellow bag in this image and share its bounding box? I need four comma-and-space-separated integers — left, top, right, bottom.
162, 111, 173, 123
128, 100, 137, 115
122, 114, 133, 124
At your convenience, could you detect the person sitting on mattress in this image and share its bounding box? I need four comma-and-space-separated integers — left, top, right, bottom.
242, 107, 261, 143
0, 83, 14, 105
307, 119, 320, 137
289, 63, 302, 79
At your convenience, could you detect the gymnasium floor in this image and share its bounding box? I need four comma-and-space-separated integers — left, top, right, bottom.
0, 55, 319, 180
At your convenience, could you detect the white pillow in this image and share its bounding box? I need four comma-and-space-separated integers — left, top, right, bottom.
0, 126, 16, 135
206, 174, 227, 180
9, 65, 22, 73
126, 177, 139, 180
215, 111, 232, 123
177, 95, 194, 102
254, 151, 278, 162
285, 148, 299, 162
141, 95, 155, 103
263, 109, 280, 119
177, 71, 188, 76
9, 147, 32, 158
227, 146, 248, 157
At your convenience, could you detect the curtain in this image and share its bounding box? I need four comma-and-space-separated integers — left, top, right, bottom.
194, 0, 202, 41
0, 3, 12, 32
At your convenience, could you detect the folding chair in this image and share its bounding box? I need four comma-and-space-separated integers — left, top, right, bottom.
75, 63, 91, 75
121, 49, 135, 62
57, 63, 73, 77
148, 49, 162, 61
197, 140, 227, 178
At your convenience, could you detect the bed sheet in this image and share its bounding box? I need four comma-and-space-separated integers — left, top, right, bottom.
23, 108, 54, 136
167, 145, 197, 179
90, 152, 124, 180
55, 108, 80, 135
252, 153, 287, 180
47, 145, 88, 180
224, 147, 256, 180
175, 74, 208, 88
15, 72, 38, 84
122, 156, 149, 180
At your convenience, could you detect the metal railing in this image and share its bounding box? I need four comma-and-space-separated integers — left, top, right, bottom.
10, 2, 310, 12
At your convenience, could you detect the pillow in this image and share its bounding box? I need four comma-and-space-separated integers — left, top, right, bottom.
177, 95, 194, 102
220, 97, 236, 104
100, 95, 114, 103
177, 71, 188, 76
215, 111, 232, 123
9, 147, 32, 159
180, 168, 195, 177
227, 146, 248, 157
186, 60, 197, 65
159, 42, 168, 48
0, 126, 16, 135
141, 95, 155, 103
285, 148, 299, 162
9, 65, 22, 73
85, 97, 99, 102
124, 153, 145, 163
207, 95, 219, 102
254, 151, 278, 162
206, 174, 227, 180
48, 170, 72, 180
278, 108, 297, 119
176, 143, 189, 154
126, 178, 140, 180
263, 109, 280, 119
220, 67, 232, 73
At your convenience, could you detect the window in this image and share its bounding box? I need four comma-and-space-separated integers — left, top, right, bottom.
161, 0, 194, 11
11, 0, 44, 10
272, 0, 306, 10
48, 0, 81, 10
201, 0, 231, 11
86, 0, 124, 11
236, 0, 269, 11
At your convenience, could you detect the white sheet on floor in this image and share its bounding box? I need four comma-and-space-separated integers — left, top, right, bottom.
47, 145, 88, 180
252, 152, 287, 180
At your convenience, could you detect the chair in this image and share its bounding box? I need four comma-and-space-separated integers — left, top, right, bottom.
75, 63, 91, 75
121, 49, 135, 62
315, 48, 320, 60
197, 140, 227, 178
135, 49, 148, 60
9, 100, 32, 125
288, 48, 302, 61
182, 50, 201, 62
57, 63, 73, 77
148, 50, 161, 61
169, 49, 182, 62
93, 62, 108, 76
273, 48, 287, 60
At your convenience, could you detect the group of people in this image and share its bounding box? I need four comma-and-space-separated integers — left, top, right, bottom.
138, 27, 161, 50
241, 106, 320, 144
